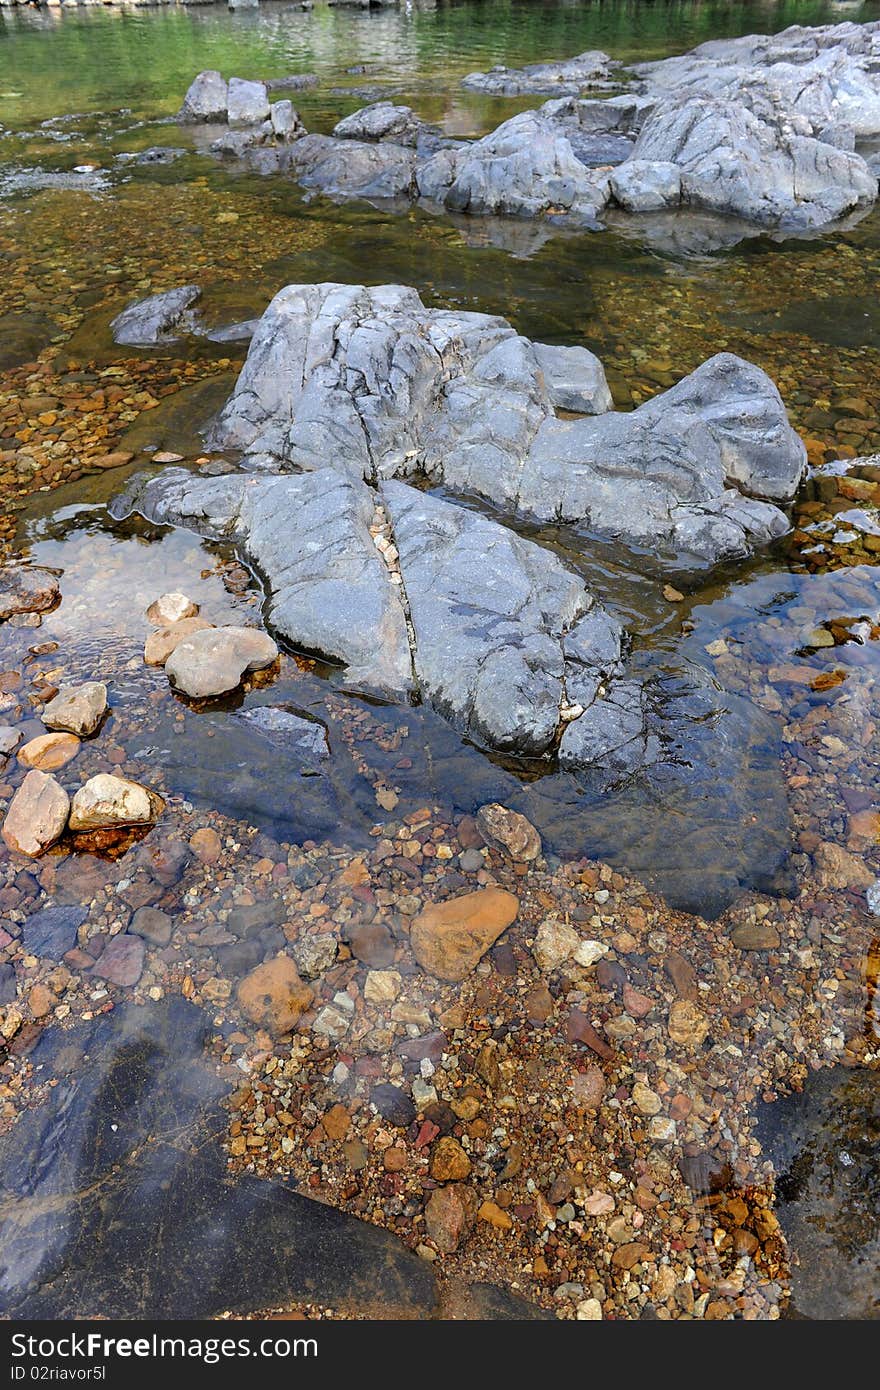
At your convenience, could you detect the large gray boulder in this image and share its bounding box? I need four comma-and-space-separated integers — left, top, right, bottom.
628, 97, 876, 229
287, 134, 417, 199
226, 78, 270, 128
632, 21, 880, 139
110, 286, 202, 348
416, 111, 610, 222
382, 482, 620, 755
178, 70, 228, 123
461, 50, 619, 97
333, 101, 433, 147
204, 282, 802, 565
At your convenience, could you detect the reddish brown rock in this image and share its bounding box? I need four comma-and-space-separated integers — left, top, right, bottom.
144, 617, 213, 667
190, 826, 222, 864
425, 1184, 477, 1254
410, 888, 519, 982
565, 1008, 614, 1060
236, 955, 314, 1036
91, 934, 145, 987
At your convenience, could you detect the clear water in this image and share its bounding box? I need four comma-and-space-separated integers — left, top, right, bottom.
1, 0, 879, 1321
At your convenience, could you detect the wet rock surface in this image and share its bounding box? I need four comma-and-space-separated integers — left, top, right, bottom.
0, 998, 438, 1318
173, 280, 798, 564
755, 1067, 880, 1320
110, 286, 202, 348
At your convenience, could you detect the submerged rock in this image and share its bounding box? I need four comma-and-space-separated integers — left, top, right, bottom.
410, 887, 520, 981
236, 955, 314, 1036
17, 732, 80, 772
0, 565, 59, 622
110, 286, 202, 348
146, 591, 199, 626
754, 1066, 880, 1320
237, 706, 330, 762
0, 998, 438, 1318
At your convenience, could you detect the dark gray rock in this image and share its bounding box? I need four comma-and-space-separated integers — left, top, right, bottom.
0, 998, 437, 1318
110, 285, 201, 348
238, 706, 330, 762
288, 133, 417, 198
0, 964, 17, 1005
333, 101, 434, 147
370, 1082, 416, 1127
22, 905, 88, 960
754, 1066, 880, 1320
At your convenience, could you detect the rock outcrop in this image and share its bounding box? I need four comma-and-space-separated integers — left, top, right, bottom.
200, 282, 801, 562
176, 23, 880, 243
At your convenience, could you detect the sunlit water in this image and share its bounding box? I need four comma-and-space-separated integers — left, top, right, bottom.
1, 0, 880, 1320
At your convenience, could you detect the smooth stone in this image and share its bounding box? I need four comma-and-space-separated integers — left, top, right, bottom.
0, 964, 16, 1004
2, 771, 70, 858
68, 774, 162, 832
17, 732, 80, 772
91, 934, 145, 987
0, 726, 22, 756
165, 626, 278, 698
129, 907, 174, 946
146, 592, 199, 626
236, 955, 314, 1036
532, 919, 580, 972
21, 904, 87, 960
730, 920, 780, 950
410, 888, 520, 982
476, 803, 541, 860
42, 682, 108, 737
144, 617, 213, 667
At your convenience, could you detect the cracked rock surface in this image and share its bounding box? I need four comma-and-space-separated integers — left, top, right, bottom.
204, 281, 802, 564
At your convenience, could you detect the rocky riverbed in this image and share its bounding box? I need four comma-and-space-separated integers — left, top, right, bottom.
1, 2, 879, 1324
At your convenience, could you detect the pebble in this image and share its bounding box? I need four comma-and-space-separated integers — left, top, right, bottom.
91, 933, 145, 987
17, 731, 80, 771
425, 1184, 476, 1253
430, 1136, 472, 1182
146, 592, 199, 626
573, 939, 607, 967
370, 1083, 416, 1127
410, 887, 519, 982
475, 803, 541, 861
129, 906, 173, 945
532, 919, 580, 971
667, 1000, 710, 1048
730, 921, 780, 950
190, 826, 222, 864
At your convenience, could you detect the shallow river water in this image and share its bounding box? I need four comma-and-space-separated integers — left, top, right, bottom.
0, 0, 879, 1322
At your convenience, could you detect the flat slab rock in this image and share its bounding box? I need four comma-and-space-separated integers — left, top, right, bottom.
0, 998, 438, 1318
0, 565, 60, 622
110, 467, 626, 760
198, 281, 801, 564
